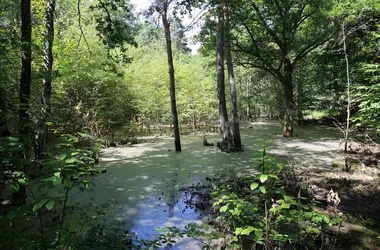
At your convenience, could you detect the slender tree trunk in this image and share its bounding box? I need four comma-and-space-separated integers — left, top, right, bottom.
296, 74, 304, 126
246, 74, 252, 121
342, 23, 350, 153
42, 0, 55, 113
216, 7, 230, 142
282, 58, 294, 137
36, 0, 56, 158
0, 93, 10, 136
162, 0, 181, 152
15, 0, 32, 205
19, 0, 32, 137
223, 2, 242, 150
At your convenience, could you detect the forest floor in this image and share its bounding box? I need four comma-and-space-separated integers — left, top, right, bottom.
97, 121, 380, 249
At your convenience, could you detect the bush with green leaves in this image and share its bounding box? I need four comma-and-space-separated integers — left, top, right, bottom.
212, 144, 343, 249
0, 133, 103, 249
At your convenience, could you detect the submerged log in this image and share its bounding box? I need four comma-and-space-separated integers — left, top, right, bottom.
203, 137, 214, 146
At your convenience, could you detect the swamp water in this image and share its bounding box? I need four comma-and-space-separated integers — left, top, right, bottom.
72, 122, 342, 249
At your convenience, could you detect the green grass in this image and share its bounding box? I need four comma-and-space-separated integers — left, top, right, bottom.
304, 109, 341, 119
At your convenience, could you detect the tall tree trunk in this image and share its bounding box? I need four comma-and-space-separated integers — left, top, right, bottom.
296, 73, 304, 126
342, 22, 351, 153
216, 7, 230, 142
0, 92, 10, 136
246, 73, 252, 121
223, 2, 242, 150
162, 0, 181, 152
19, 0, 32, 137
42, 0, 55, 113
36, 0, 56, 158
282, 58, 294, 137
15, 0, 32, 205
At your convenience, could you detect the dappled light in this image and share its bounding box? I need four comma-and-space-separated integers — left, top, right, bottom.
1, 0, 380, 249
68, 122, 345, 247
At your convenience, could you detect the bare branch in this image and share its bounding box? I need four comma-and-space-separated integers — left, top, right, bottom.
77, 0, 91, 53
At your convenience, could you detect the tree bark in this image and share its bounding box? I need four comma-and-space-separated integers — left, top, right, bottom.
296, 75, 304, 126
223, 2, 242, 150
162, 0, 181, 152
36, 0, 56, 158
14, 0, 32, 205
19, 0, 32, 136
246, 74, 252, 121
216, 7, 230, 142
0, 93, 10, 136
42, 0, 55, 113
342, 23, 350, 153
282, 58, 294, 137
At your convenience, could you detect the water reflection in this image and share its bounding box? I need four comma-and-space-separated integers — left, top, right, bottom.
72, 122, 342, 248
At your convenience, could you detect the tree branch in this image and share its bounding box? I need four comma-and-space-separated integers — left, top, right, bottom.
293, 33, 334, 66
77, 0, 91, 53
251, 1, 282, 46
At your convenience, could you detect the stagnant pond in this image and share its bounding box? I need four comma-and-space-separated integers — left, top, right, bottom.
72, 122, 342, 249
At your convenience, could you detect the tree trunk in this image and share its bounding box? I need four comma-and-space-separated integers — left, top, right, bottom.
42, 0, 55, 113
224, 3, 242, 150
296, 75, 304, 126
216, 7, 230, 142
162, 0, 181, 152
19, 0, 32, 136
342, 23, 350, 153
36, 0, 56, 158
0, 93, 10, 136
246, 74, 252, 121
15, 0, 32, 205
282, 58, 294, 137
192, 113, 196, 132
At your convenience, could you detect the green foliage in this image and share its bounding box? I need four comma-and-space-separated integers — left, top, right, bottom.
211, 144, 343, 249
89, 0, 137, 50
0, 133, 101, 249
138, 223, 222, 250
351, 19, 380, 138
125, 42, 217, 129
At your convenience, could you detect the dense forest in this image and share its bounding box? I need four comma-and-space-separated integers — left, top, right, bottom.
1, 0, 380, 249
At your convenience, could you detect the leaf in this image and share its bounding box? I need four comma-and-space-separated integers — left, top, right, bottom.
255, 229, 263, 239
77, 132, 89, 137
7, 210, 18, 220
53, 177, 63, 186
17, 179, 27, 185
241, 226, 255, 236
33, 199, 48, 212
268, 174, 279, 180
10, 182, 20, 193
64, 179, 73, 188
91, 145, 100, 153
259, 186, 266, 194
235, 227, 243, 235
8, 137, 19, 142
260, 174, 268, 183
45, 200, 55, 210
279, 203, 291, 209
253, 152, 262, 158
283, 195, 293, 201
58, 154, 67, 161
220, 205, 228, 213
250, 182, 259, 190
65, 158, 76, 164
